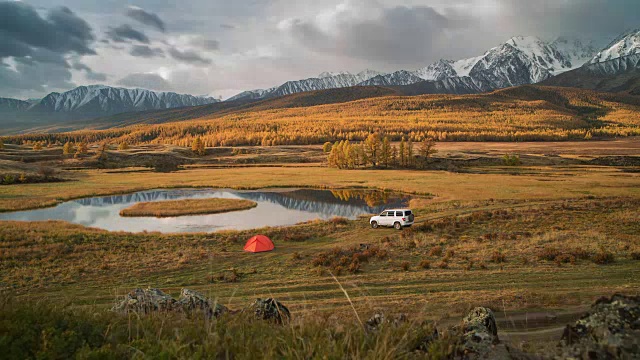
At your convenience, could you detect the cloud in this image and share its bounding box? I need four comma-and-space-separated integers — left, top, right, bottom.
106, 24, 150, 44
278, 2, 472, 68
71, 61, 108, 81
117, 72, 172, 91
0, 2, 95, 57
221, 24, 236, 30
0, 1, 98, 97
125, 6, 166, 32
129, 45, 164, 58
168, 47, 212, 65
189, 38, 220, 51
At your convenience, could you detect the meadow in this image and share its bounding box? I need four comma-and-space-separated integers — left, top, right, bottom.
0, 134, 639, 357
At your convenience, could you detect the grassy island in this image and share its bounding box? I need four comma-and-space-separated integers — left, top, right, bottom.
119, 198, 257, 217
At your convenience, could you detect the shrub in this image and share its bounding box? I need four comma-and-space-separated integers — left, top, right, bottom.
400, 261, 410, 271
490, 251, 506, 263
479, 262, 488, 270
464, 261, 473, 271
428, 246, 443, 257
592, 251, 614, 265
437, 261, 449, 269
2, 174, 15, 185
419, 260, 431, 269
348, 260, 360, 274
445, 249, 455, 258
631, 252, 640, 261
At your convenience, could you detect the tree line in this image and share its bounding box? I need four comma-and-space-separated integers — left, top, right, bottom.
325, 134, 437, 169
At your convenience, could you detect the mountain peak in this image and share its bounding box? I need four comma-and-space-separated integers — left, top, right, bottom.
589, 29, 640, 64
318, 71, 352, 79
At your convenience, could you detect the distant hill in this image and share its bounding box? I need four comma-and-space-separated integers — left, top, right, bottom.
0, 85, 220, 134
541, 54, 640, 95
3, 86, 400, 134
7, 85, 640, 146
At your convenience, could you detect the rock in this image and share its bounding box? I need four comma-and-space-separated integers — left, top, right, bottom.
175, 288, 228, 318
112, 288, 176, 314
460, 307, 500, 358
250, 298, 291, 324
365, 312, 409, 332
558, 293, 640, 359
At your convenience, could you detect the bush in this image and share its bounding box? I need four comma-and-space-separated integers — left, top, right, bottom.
437, 261, 449, 269
592, 251, 614, 265
419, 260, 431, 269
400, 261, 410, 271
490, 251, 506, 263
631, 252, 640, 261
428, 246, 442, 257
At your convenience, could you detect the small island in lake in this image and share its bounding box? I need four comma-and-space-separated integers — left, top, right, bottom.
120, 198, 257, 217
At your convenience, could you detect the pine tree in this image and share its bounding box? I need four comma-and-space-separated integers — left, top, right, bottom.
391, 145, 398, 167
191, 137, 205, 156
63, 142, 75, 155
419, 138, 438, 168
381, 136, 391, 168
364, 133, 381, 167
399, 137, 406, 167
407, 138, 414, 168
76, 142, 88, 155
322, 142, 333, 153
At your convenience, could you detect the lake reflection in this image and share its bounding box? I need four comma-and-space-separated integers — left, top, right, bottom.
0, 188, 411, 233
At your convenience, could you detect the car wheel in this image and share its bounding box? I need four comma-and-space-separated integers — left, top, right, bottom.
371, 221, 379, 229
394, 222, 402, 230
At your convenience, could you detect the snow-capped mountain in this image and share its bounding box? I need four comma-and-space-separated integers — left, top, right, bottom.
589, 29, 640, 64
0, 98, 31, 112
228, 70, 384, 101
359, 70, 424, 86
29, 85, 219, 115
229, 35, 599, 101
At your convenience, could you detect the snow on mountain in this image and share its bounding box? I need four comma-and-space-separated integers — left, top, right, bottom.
358, 70, 424, 86
30, 85, 220, 115
589, 29, 640, 64
414, 60, 457, 81
0, 97, 31, 112
229, 70, 384, 101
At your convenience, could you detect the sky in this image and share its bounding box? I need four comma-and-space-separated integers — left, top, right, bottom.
0, 0, 639, 100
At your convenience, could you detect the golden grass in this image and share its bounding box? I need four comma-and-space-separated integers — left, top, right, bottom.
1, 164, 639, 212
119, 198, 257, 217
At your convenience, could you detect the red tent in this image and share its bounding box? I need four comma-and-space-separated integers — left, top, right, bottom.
244, 235, 275, 253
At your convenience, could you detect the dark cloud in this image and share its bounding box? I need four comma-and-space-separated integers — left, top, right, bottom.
129, 45, 164, 58
189, 38, 220, 51
0, 1, 98, 97
282, 5, 462, 67
106, 24, 150, 44
71, 61, 108, 81
0, 2, 95, 57
168, 47, 212, 65
125, 6, 166, 32
117, 73, 172, 91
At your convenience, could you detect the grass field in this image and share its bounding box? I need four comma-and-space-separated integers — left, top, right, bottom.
0, 139, 638, 357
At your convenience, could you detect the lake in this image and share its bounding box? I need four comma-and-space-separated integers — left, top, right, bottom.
0, 188, 411, 233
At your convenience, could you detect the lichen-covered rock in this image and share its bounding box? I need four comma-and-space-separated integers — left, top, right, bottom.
365, 312, 409, 332
112, 288, 176, 314
175, 288, 228, 318
558, 293, 640, 359
461, 307, 500, 358
250, 298, 290, 324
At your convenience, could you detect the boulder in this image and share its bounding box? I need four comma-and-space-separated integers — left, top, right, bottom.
250, 298, 291, 324
365, 312, 409, 332
460, 307, 500, 358
559, 293, 640, 359
112, 288, 176, 314
175, 288, 228, 318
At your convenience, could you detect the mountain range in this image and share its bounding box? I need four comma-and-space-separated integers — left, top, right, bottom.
1, 29, 639, 134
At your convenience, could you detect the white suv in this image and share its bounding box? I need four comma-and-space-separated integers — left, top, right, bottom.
370, 209, 415, 230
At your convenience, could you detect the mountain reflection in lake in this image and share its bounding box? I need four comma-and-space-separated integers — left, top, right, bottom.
0, 188, 411, 233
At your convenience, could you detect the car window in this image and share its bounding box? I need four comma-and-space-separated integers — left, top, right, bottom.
379, 212, 387, 216
405, 211, 412, 216
386, 211, 395, 217
396, 211, 403, 216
